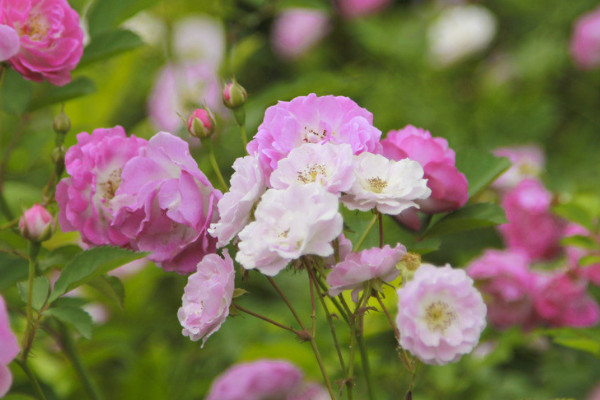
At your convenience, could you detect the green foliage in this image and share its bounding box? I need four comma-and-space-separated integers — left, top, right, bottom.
78, 29, 145, 67
17, 276, 50, 311
45, 305, 93, 339
423, 203, 507, 239
455, 149, 511, 199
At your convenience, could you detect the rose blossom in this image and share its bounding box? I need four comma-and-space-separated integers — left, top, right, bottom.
178, 251, 235, 345
570, 6, 600, 69
564, 223, 600, 285
0, 0, 84, 85
342, 152, 431, 215
270, 143, 355, 195
396, 264, 487, 365
498, 179, 565, 261
336, 0, 391, 18
56, 126, 147, 247
209, 155, 268, 248
0, 295, 19, 397
271, 8, 330, 60
247, 93, 382, 175
492, 145, 545, 191
19, 204, 54, 242
467, 249, 537, 329
327, 243, 406, 299
381, 125, 468, 215
236, 184, 343, 276
0, 25, 19, 61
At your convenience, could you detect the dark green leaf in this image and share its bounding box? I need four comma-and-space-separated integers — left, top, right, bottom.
52, 296, 88, 309
0, 253, 28, 290
87, 275, 125, 308
87, 0, 162, 36
79, 29, 144, 68
45, 306, 93, 339
423, 203, 507, 238
17, 276, 50, 311
0, 69, 32, 114
455, 149, 511, 199
38, 245, 84, 272
28, 77, 96, 110
553, 203, 595, 232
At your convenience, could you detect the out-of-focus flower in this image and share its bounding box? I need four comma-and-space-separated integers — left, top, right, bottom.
122, 11, 166, 47
498, 179, 565, 261
209, 155, 268, 248
187, 108, 214, 139
236, 184, 343, 276
396, 264, 487, 365
0, 295, 19, 397
271, 8, 330, 60
222, 80, 247, 110
564, 223, 600, 286
336, 0, 392, 19
492, 145, 545, 191
289, 382, 330, 400
342, 152, 431, 215
172, 15, 225, 69
427, 5, 497, 67
0, 25, 19, 61
19, 204, 54, 242
247, 93, 382, 175
0, 0, 84, 85
56, 126, 147, 247
178, 251, 235, 345
570, 6, 600, 70
327, 243, 406, 300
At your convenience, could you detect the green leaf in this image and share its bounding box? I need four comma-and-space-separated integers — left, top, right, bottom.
45, 306, 93, 339
87, 0, 162, 36
560, 235, 599, 250
87, 275, 125, 308
49, 246, 146, 303
553, 203, 595, 232
580, 255, 600, 267
17, 276, 50, 311
409, 238, 441, 255
455, 149, 512, 199
232, 288, 249, 298
0, 254, 28, 291
423, 203, 507, 238
3, 394, 38, 400
28, 77, 96, 110
79, 29, 144, 68
0, 69, 32, 114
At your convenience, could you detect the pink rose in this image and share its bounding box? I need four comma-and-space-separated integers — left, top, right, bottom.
336, 0, 391, 18
570, 6, 600, 69
178, 251, 235, 345
381, 125, 468, 216
19, 203, 54, 241
271, 8, 330, 60
0, 295, 19, 397
0, 0, 84, 85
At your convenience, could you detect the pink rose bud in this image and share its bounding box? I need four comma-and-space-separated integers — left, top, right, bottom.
187, 108, 214, 139
19, 204, 54, 242
222, 81, 247, 109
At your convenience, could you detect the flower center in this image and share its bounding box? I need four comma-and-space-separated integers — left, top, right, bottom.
17, 12, 49, 41
302, 126, 327, 143
98, 168, 123, 201
297, 164, 327, 184
425, 300, 457, 333
366, 177, 387, 193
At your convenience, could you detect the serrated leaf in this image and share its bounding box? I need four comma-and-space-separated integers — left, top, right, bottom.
553, 203, 595, 232
87, 275, 125, 308
17, 276, 50, 311
560, 235, 598, 250
423, 203, 507, 238
79, 29, 144, 67
455, 149, 511, 199
0, 69, 32, 114
49, 246, 146, 303
46, 306, 93, 339
28, 77, 96, 110
580, 255, 600, 267
52, 296, 88, 308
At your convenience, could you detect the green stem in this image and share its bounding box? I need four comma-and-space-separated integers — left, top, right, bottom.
234, 304, 297, 334
355, 214, 378, 252
347, 315, 356, 400
0, 192, 14, 221
22, 241, 41, 361
15, 359, 47, 400
58, 324, 104, 400
202, 138, 228, 193
239, 123, 248, 150
0, 64, 6, 94
357, 334, 375, 400
266, 276, 305, 328
377, 212, 383, 248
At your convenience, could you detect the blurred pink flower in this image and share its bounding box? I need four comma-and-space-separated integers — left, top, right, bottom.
492, 145, 545, 191
0, 25, 19, 61
570, 6, 600, 69
396, 264, 487, 365
0, 0, 84, 85
19, 203, 53, 242
271, 8, 330, 60
336, 0, 391, 18
0, 295, 19, 397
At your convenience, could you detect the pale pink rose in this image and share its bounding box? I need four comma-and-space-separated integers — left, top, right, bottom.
178, 251, 235, 345
570, 6, 600, 69
0, 295, 19, 397
236, 184, 343, 276
564, 223, 600, 285
19, 204, 53, 241
0, 0, 84, 85
208, 155, 268, 248
327, 243, 406, 299
396, 264, 487, 365
381, 125, 468, 215
56, 126, 147, 247
111, 132, 222, 274
247, 93, 382, 175
336, 0, 391, 18
271, 8, 330, 60
342, 152, 431, 215
0, 24, 19, 61
498, 179, 565, 261
492, 145, 545, 191
533, 272, 599, 328
467, 249, 537, 329
206, 359, 304, 400
270, 143, 355, 195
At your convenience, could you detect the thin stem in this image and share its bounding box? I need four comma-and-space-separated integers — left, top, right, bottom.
266, 276, 305, 329
355, 214, 377, 252
357, 334, 376, 400
309, 274, 316, 337
346, 314, 356, 400
0, 64, 6, 94
312, 262, 349, 324
22, 241, 41, 361
375, 293, 399, 340
234, 304, 297, 334
15, 359, 47, 400
202, 138, 228, 193
239, 124, 248, 150
377, 212, 383, 248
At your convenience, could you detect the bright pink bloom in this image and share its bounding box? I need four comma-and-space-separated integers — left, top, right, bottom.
396, 264, 487, 365
19, 204, 53, 241
271, 8, 330, 60
0, 24, 19, 61
178, 251, 235, 345
327, 243, 406, 299
570, 6, 600, 69
467, 250, 537, 329
247, 93, 382, 175
492, 145, 545, 191
498, 179, 565, 261
381, 125, 468, 214
336, 0, 391, 18
533, 272, 599, 327
0, 295, 19, 397
111, 132, 222, 274
564, 223, 600, 285
206, 360, 304, 400
0, 0, 84, 85
56, 126, 147, 247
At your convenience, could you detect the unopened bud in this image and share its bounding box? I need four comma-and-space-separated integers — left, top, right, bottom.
53, 110, 71, 135
19, 204, 54, 242
222, 80, 247, 109
52, 145, 66, 165
187, 108, 215, 139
